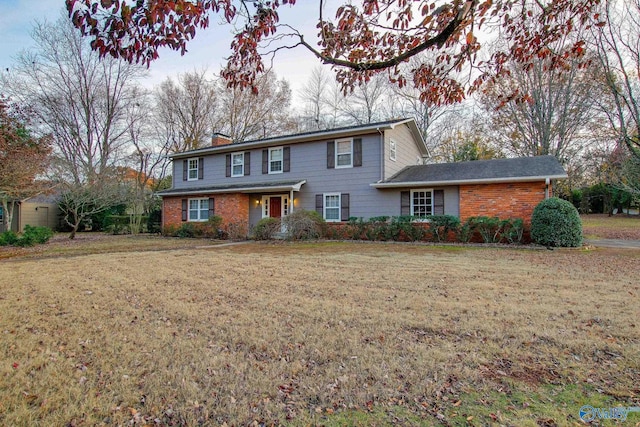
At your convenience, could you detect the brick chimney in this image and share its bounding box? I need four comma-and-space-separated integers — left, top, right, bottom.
211, 133, 233, 147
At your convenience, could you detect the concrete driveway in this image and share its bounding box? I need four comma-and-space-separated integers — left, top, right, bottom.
584, 239, 640, 249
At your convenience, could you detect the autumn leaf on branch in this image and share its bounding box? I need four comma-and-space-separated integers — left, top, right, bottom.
66, 0, 602, 104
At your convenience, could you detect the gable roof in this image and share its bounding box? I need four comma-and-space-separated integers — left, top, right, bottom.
372, 156, 567, 188
170, 118, 427, 159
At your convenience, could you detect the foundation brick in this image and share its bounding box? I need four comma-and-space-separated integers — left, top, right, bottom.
163, 193, 250, 232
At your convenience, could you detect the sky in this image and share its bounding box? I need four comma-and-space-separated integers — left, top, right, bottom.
0, 0, 329, 104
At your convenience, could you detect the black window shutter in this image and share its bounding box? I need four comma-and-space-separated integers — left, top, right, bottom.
434, 190, 445, 215
181, 199, 188, 221
283, 147, 290, 172
208, 198, 215, 217
400, 191, 410, 216
315, 194, 323, 215
198, 157, 204, 179
353, 138, 362, 167
262, 149, 268, 174
327, 141, 335, 169
225, 154, 231, 177
182, 160, 188, 181
244, 152, 251, 176
341, 193, 350, 221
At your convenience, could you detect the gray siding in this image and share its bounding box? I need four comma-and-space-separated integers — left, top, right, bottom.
384, 124, 424, 180
169, 128, 460, 226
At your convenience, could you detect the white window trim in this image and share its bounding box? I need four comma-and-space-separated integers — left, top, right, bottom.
335, 138, 353, 169
268, 147, 284, 174
323, 192, 341, 222
231, 152, 244, 177
389, 139, 397, 161
187, 158, 199, 181
410, 189, 434, 220
188, 198, 209, 222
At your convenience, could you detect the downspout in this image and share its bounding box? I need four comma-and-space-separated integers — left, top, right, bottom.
545, 178, 550, 199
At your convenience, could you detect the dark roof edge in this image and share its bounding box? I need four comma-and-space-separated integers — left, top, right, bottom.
156, 180, 307, 196
371, 174, 568, 188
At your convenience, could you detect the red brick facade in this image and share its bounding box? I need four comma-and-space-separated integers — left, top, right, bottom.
162, 193, 250, 231
458, 181, 551, 224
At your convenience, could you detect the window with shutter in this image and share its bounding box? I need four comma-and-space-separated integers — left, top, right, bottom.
323, 193, 341, 222
410, 189, 433, 219
231, 152, 244, 177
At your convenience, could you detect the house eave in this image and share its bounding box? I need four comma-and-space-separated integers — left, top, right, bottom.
370, 174, 568, 189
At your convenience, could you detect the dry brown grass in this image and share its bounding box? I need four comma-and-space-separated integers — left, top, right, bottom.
581, 214, 640, 240
1, 238, 639, 426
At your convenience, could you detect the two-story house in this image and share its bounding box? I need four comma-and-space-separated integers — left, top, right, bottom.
158, 118, 567, 234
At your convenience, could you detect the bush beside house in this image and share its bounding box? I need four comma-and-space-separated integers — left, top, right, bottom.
531, 198, 583, 247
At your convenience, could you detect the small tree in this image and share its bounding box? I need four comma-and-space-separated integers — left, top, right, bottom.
0, 99, 52, 230
58, 181, 125, 239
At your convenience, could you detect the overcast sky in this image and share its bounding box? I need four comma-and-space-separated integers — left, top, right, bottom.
0, 0, 331, 103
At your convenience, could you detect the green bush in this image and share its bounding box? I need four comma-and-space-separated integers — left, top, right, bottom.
344, 217, 368, 240
456, 220, 474, 243
427, 215, 460, 242
175, 223, 196, 238
4, 225, 55, 247
531, 197, 582, 247
468, 216, 502, 243
252, 217, 281, 240
501, 218, 525, 244
283, 210, 325, 240
0, 230, 19, 246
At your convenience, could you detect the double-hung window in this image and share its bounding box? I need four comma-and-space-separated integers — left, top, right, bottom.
187, 158, 199, 181
335, 139, 353, 168
411, 189, 433, 219
231, 152, 244, 177
269, 147, 283, 173
389, 140, 397, 161
324, 193, 341, 222
189, 198, 209, 221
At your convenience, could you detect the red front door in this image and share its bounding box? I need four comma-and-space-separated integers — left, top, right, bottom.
269, 196, 282, 218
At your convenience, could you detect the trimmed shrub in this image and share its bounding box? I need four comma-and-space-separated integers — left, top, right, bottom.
174, 223, 196, 238
283, 210, 325, 240
427, 215, 461, 242
501, 218, 525, 244
457, 220, 474, 243
252, 217, 281, 240
0, 230, 19, 246
467, 216, 502, 243
531, 197, 582, 247
3, 226, 55, 247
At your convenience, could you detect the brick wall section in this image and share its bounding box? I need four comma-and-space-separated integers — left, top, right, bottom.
162, 193, 250, 231
458, 181, 550, 224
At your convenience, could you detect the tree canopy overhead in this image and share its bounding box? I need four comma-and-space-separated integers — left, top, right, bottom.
66, 0, 601, 104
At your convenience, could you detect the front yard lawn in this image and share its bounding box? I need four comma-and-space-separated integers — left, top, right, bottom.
1, 239, 638, 425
